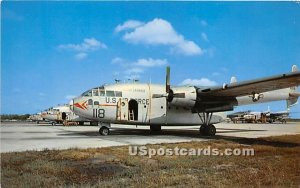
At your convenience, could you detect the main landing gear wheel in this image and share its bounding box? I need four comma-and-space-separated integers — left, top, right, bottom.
99, 127, 110, 136
198, 112, 217, 136
199, 125, 206, 135
199, 124, 216, 136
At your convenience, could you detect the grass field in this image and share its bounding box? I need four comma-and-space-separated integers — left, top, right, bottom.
1, 134, 300, 187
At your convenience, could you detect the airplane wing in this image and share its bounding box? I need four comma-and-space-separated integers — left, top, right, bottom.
197, 72, 300, 97
194, 71, 300, 112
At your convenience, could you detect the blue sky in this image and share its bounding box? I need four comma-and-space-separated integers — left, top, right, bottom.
2, 2, 300, 117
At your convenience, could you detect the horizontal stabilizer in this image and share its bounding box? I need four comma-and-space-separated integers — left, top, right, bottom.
287, 98, 298, 109
287, 91, 299, 109
289, 92, 300, 98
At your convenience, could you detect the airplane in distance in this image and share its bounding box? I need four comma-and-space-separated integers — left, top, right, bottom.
41, 104, 97, 126
70, 65, 300, 136
29, 112, 44, 124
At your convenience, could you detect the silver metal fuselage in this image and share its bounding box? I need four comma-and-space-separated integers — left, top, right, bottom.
72, 83, 224, 125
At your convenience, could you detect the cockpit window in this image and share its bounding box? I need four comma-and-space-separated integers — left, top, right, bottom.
100, 90, 105, 96
88, 99, 93, 105
82, 90, 92, 97
115, 91, 122, 97
93, 89, 99, 96
106, 90, 115, 97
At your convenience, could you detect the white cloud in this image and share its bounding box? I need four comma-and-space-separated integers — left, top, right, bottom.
58, 38, 107, 60
180, 78, 217, 86
119, 18, 203, 56
115, 20, 145, 33
75, 52, 88, 60
113, 57, 168, 80
65, 95, 77, 100
135, 58, 167, 67
174, 41, 203, 56
201, 32, 209, 42
58, 38, 107, 52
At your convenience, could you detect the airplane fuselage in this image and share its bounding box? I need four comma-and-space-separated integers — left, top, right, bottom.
72, 83, 225, 125
71, 83, 294, 126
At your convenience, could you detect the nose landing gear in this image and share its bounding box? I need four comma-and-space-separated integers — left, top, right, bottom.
99, 122, 111, 136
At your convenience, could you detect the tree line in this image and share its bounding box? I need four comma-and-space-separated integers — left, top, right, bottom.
1, 114, 31, 120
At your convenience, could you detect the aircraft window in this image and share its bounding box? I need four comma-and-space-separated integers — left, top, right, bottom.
93, 89, 99, 96
106, 90, 115, 97
82, 90, 92, 97
88, 99, 93, 105
94, 101, 99, 105
115, 91, 122, 97
100, 90, 105, 96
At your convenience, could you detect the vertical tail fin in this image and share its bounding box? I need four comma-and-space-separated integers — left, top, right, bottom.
292, 65, 299, 72
230, 76, 237, 84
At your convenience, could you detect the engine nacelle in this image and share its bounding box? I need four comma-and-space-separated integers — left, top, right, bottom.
169, 86, 197, 107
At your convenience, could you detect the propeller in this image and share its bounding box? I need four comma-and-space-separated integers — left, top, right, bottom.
166, 66, 170, 93
152, 66, 185, 102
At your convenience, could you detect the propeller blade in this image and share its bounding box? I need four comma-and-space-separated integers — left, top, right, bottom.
152, 94, 168, 98
173, 93, 185, 98
166, 66, 170, 93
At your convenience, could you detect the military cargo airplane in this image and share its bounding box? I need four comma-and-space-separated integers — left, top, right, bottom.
70, 65, 300, 136
41, 104, 97, 126
29, 112, 44, 124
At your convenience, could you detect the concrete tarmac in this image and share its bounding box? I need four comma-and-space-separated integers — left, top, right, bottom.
1, 121, 299, 153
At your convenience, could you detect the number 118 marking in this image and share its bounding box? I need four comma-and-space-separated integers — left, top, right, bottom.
93, 109, 105, 118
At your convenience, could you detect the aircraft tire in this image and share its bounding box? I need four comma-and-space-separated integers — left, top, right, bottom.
51, 122, 56, 126
99, 127, 110, 136
199, 125, 206, 135
205, 124, 216, 136
150, 125, 161, 132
